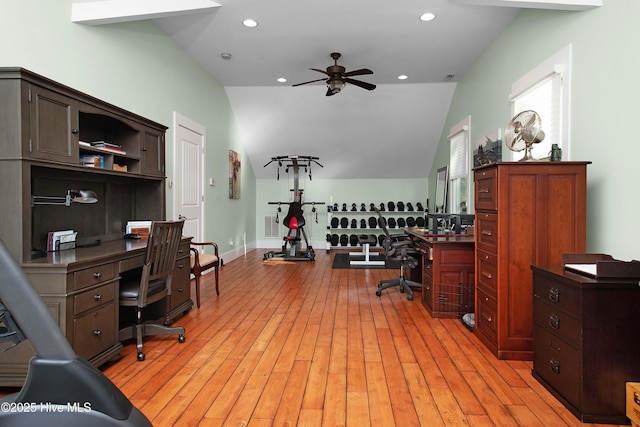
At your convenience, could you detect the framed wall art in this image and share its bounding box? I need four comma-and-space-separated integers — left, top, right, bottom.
229, 150, 241, 199
473, 128, 502, 167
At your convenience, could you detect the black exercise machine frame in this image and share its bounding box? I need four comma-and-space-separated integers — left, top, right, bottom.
263, 156, 325, 261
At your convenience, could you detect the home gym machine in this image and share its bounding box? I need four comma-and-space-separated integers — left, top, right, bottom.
263, 155, 324, 261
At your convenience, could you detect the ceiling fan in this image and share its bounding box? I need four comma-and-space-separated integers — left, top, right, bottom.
292, 52, 376, 96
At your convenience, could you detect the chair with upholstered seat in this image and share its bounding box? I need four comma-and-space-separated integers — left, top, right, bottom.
190, 241, 220, 308
119, 220, 186, 361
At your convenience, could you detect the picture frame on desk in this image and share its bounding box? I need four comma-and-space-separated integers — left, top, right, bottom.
474, 128, 502, 167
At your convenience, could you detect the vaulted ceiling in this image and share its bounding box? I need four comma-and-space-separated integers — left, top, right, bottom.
72, 0, 601, 179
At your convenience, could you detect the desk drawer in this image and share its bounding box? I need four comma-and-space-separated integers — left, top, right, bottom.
73, 263, 116, 290
73, 302, 116, 360
533, 278, 581, 318
119, 254, 145, 273
176, 241, 190, 260
476, 288, 497, 342
475, 167, 497, 211
534, 325, 581, 406
534, 297, 581, 347
476, 249, 497, 298
73, 282, 116, 315
476, 213, 498, 253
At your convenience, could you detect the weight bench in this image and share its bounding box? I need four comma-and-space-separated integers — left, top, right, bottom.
350, 235, 385, 266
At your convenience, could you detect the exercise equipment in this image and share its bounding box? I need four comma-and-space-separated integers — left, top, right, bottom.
0, 240, 152, 426
263, 156, 324, 261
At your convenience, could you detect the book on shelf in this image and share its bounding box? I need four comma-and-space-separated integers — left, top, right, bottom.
79, 140, 127, 155
80, 154, 104, 168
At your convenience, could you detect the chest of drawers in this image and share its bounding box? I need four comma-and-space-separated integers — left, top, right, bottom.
473, 162, 588, 360
532, 265, 640, 424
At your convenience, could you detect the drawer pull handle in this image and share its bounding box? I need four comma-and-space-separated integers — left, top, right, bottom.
549, 359, 560, 374
482, 271, 492, 279
425, 284, 430, 290
548, 339, 560, 352
93, 329, 102, 336
549, 313, 560, 329
479, 188, 490, 194
548, 287, 560, 303
178, 263, 184, 269
93, 272, 102, 279
178, 248, 184, 254
634, 391, 640, 405
482, 312, 492, 322
94, 294, 102, 301
178, 287, 184, 292
481, 230, 493, 236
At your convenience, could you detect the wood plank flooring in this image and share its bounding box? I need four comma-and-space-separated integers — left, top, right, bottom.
1, 249, 626, 426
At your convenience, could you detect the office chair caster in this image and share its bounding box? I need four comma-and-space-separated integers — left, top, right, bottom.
137, 352, 145, 362
375, 290, 382, 297
179, 334, 186, 343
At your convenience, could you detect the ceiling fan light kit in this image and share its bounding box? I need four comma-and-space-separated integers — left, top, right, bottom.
292, 52, 376, 96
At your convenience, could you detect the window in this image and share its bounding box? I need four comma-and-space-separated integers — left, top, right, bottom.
448, 116, 470, 214
509, 44, 572, 160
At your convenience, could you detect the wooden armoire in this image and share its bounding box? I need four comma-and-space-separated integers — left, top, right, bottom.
473, 162, 589, 360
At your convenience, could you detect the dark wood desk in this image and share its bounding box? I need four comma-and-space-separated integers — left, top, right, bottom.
405, 229, 475, 318
0, 238, 192, 386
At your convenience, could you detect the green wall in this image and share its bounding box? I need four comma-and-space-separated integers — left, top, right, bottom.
431, 1, 640, 261
1, 0, 256, 257
4, 1, 638, 261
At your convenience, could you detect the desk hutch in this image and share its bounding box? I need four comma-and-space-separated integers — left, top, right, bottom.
0, 68, 192, 386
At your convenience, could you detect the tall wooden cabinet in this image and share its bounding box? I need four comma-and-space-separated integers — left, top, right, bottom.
473, 162, 588, 360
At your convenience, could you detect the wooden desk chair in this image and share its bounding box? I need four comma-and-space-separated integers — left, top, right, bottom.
190, 241, 220, 308
119, 220, 186, 361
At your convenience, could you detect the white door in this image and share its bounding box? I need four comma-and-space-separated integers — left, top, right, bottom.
174, 112, 206, 243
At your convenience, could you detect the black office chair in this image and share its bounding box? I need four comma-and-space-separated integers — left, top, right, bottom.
374, 208, 422, 301
119, 220, 186, 361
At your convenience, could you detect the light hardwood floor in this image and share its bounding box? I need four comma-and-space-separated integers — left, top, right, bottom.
2, 249, 626, 426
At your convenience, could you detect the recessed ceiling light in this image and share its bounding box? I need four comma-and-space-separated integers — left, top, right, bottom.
242, 19, 258, 28
420, 12, 436, 22
277, 77, 287, 83
398, 75, 409, 80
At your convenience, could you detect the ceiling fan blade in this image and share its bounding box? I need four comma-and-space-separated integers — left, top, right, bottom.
292, 78, 327, 87
344, 78, 376, 91
310, 68, 329, 75
344, 68, 373, 77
